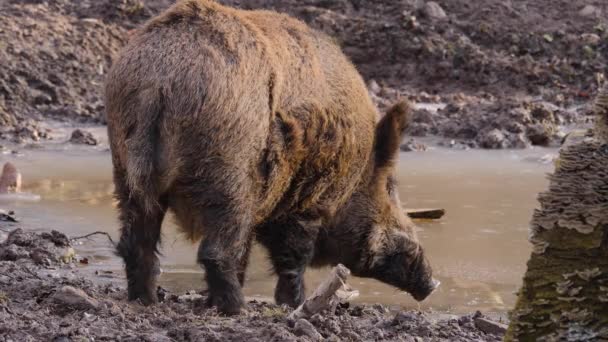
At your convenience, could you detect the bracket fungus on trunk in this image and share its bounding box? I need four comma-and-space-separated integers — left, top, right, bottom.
506, 86, 608, 341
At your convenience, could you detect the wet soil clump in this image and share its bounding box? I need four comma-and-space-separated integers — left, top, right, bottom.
0, 0, 605, 148
0, 228, 505, 341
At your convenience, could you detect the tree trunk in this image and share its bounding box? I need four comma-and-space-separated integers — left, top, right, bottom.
505, 88, 608, 341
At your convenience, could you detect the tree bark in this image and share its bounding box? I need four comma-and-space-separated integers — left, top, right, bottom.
506, 88, 608, 341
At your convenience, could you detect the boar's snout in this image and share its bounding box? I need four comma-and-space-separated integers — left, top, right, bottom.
411, 277, 440, 301
407, 254, 439, 301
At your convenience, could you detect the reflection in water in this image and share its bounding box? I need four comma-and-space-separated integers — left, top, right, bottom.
0, 142, 554, 314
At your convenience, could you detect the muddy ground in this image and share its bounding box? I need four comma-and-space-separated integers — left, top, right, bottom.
0, 228, 505, 341
1, 0, 606, 148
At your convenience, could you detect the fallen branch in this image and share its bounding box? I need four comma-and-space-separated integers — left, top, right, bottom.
70, 231, 116, 246
405, 208, 445, 220
288, 264, 359, 320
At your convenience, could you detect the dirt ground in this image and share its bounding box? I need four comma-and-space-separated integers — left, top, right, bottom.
0, 228, 504, 341
1, 0, 606, 148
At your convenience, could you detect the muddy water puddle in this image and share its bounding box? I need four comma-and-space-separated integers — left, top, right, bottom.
0, 129, 555, 314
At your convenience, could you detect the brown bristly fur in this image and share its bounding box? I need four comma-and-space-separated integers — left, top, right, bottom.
106, 0, 436, 315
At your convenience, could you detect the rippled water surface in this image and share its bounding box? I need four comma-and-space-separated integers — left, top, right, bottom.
0, 127, 556, 314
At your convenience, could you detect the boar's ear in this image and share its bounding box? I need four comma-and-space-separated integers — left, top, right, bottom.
373, 100, 412, 172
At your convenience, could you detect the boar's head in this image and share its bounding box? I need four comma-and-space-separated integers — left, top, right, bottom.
328, 101, 439, 301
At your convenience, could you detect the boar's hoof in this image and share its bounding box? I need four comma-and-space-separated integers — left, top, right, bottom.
206, 292, 245, 315
129, 293, 158, 306
128, 288, 159, 306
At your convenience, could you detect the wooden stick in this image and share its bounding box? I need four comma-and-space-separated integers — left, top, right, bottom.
70, 231, 116, 246
405, 208, 445, 220
289, 264, 358, 319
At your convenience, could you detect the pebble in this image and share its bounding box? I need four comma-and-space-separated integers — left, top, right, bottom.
51, 286, 100, 310
579, 5, 601, 18
294, 319, 323, 341
69, 129, 98, 145
422, 1, 447, 20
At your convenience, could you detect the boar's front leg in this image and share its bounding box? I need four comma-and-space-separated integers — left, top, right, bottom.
257, 218, 318, 307
196, 200, 253, 315
236, 236, 253, 287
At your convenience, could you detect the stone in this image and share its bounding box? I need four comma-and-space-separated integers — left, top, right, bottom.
412, 109, 435, 124
368, 79, 381, 95
0, 162, 22, 193
400, 139, 428, 152
0, 209, 18, 222
51, 286, 99, 311
177, 293, 203, 303
69, 129, 98, 146
294, 319, 323, 341
579, 5, 601, 18
474, 317, 508, 335
422, 2, 447, 20
507, 133, 530, 149
407, 123, 431, 137
478, 129, 506, 149
526, 123, 553, 146
581, 33, 601, 46
0, 244, 30, 261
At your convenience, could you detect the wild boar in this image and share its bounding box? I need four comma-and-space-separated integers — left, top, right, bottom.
105, 0, 438, 315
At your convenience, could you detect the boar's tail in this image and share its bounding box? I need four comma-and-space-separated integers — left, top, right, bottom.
124, 88, 165, 214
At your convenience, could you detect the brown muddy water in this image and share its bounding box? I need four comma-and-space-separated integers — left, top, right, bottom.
0, 125, 556, 315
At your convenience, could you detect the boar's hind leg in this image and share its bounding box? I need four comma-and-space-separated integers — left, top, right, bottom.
196, 201, 253, 315
257, 219, 317, 307
114, 169, 167, 305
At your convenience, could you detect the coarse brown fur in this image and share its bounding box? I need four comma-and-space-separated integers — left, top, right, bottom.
106, 0, 437, 315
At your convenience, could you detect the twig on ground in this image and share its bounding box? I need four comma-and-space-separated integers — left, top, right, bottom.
22, 266, 42, 280
70, 231, 116, 246
288, 264, 359, 320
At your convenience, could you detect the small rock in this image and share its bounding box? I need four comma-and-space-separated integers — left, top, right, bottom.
59, 247, 76, 263
340, 330, 361, 341
393, 311, 419, 325
400, 139, 428, 152
157, 286, 170, 302
294, 319, 323, 341
41, 230, 71, 247
51, 286, 99, 311
177, 293, 203, 303
478, 129, 506, 149
579, 5, 601, 18
506, 133, 530, 149
0, 244, 30, 261
474, 317, 508, 335
422, 1, 447, 20
69, 129, 98, 146
530, 105, 555, 123
407, 123, 431, 137
14, 126, 40, 142
412, 109, 435, 124
368, 79, 381, 95
526, 124, 553, 146
0, 162, 22, 193
142, 333, 173, 342
581, 33, 601, 46
0, 209, 18, 222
